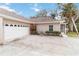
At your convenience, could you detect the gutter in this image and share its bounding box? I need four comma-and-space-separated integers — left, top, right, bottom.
31, 20, 66, 24
0, 13, 32, 24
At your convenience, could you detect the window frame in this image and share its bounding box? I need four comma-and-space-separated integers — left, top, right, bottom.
49, 25, 53, 31
10, 24, 13, 27
5, 24, 9, 26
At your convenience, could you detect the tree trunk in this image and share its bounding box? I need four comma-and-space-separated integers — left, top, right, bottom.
68, 20, 74, 32
71, 17, 78, 34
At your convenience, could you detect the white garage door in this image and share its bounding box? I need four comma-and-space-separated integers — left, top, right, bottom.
4, 24, 29, 42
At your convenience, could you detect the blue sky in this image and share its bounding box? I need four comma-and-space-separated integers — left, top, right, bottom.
0, 3, 79, 18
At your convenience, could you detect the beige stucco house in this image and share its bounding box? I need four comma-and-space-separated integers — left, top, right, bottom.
0, 8, 67, 44
30, 16, 67, 34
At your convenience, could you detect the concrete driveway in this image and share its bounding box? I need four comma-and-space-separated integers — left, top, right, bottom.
0, 35, 79, 56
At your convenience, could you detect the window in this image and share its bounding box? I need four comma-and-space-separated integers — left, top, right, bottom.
10, 24, 13, 26
49, 25, 53, 31
61, 24, 65, 32
14, 25, 17, 27
5, 24, 9, 26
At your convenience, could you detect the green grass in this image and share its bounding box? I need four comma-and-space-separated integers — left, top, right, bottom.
67, 32, 78, 37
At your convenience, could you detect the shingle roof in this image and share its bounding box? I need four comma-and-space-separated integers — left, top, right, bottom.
30, 16, 56, 22
30, 16, 63, 22
29, 16, 65, 24
0, 8, 27, 20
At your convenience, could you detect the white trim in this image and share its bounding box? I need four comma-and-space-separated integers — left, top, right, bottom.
0, 14, 30, 23
0, 17, 4, 44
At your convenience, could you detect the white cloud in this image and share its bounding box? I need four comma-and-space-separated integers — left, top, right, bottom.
0, 5, 16, 12
30, 4, 40, 12
4, 3, 11, 6
0, 5, 23, 15
31, 7, 40, 12
0, 3, 23, 15
0, 5, 23, 14
2, 3, 24, 15
0, 3, 11, 6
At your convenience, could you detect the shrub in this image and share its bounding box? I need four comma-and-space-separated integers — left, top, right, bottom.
45, 31, 61, 36
31, 31, 39, 35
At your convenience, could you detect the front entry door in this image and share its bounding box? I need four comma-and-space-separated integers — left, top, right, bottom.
61, 24, 65, 33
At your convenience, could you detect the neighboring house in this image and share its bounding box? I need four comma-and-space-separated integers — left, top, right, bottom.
29, 16, 67, 34
0, 8, 31, 44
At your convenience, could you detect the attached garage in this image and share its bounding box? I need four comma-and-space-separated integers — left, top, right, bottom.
3, 19, 30, 43
0, 8, 30, 44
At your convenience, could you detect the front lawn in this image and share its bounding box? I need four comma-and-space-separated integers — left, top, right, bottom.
67, 32, 78, 37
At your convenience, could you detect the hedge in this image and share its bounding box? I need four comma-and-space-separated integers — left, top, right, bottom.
45, 31, 61, 36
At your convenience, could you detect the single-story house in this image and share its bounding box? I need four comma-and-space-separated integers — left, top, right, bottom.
29, 16, 67, 34
0, 8, 67, 44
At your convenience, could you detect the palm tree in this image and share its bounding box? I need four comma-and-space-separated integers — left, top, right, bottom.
57, 3, 78, 34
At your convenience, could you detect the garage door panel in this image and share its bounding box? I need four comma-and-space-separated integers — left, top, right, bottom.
4, 25, 29, 42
